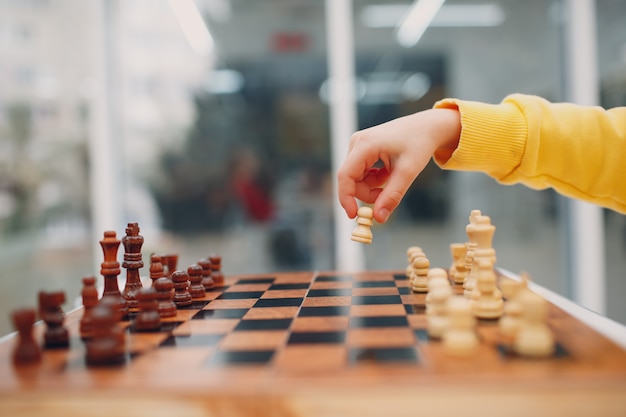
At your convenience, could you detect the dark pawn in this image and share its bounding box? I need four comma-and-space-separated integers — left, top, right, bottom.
98, 296, 125, 347
80, 276, 99, 339
11, 308, 41, 365
134, 287, 161, 332
198, 259, 214, 290
149, 254, 166, 287
187, 264, 206, 299
171, 270, 192, 308
154, 277, 177, 318
86, 302, 126, 366
38, 291, 69, 349
162, 254, 178, 278
209, 254, 224, 286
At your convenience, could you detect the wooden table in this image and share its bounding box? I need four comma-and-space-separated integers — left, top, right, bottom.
1, 269, 625, 417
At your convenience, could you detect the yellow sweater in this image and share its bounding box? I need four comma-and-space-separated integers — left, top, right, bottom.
433, 94, 626, 214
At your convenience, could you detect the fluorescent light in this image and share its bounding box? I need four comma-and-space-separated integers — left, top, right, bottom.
167, 0, 215, 56
434, 4, 505, 27
361, 4, 411, 28
361, 3, 505, 29
396, 0, 446, 47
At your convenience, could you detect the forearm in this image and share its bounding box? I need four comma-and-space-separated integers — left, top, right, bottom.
433, 94, 626, 214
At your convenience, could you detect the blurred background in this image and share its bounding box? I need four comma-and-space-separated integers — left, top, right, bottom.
0, 0, 624, 336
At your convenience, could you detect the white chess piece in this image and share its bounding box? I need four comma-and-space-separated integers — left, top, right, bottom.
471, 258, 504, 319
426, 279, 452, 339
513, 290, 555, 357
443, 296, 479, 357
351, 206, 374, 244
410, 256, 430, 293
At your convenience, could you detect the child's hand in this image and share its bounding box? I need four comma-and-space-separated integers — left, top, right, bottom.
337, 108, 461, 223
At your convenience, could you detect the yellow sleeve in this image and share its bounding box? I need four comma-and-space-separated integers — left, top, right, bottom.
433, 94, 626, 214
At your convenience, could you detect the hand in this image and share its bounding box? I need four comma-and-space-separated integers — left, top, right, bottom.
337, 108, 461, 223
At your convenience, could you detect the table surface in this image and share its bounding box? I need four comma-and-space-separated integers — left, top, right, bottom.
1, 269, 626, 417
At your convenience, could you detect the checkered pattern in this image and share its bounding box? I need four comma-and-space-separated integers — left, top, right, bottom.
151, 272, 432, 369
127, 271, 567, 372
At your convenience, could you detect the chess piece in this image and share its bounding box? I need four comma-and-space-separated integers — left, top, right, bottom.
122, 223, 144, 312
154, 277, 177, 318
198, 258, 215, 290
426, 279, 452, 339
463, 242, 477, 298
471, 258, 504, 319
100, 231, 128, 319
80, 276, 99, 339
85, 301, 126, 366
406, 246, 424, 278
467, 214, 497, 267
171, 270, 192, 307
498, 273, 531, 339
150, 255, 166, 287
11, 308, 41, 365
187, 264, 206, 299
410, 256, 430, 293
449, 243, 467, 285
208, 254, 224, 286
425, 269, 451, 311
162, 254, 178, 278
351, 206, 374, 244
442, 296, 479, 357
38, 291, 69, 348
513, 289, 555, 358
134, 287, 161, 332
98, 296, 125, 346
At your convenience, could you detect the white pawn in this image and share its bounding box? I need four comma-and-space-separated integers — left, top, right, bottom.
425, 270, 451, 313
351, 206, 374, 244
513, 290, 555, 358
426, 278, 452, 339
442, 296, 479, 357
463, 242, 477, 298
498, 274, 530, 339
410, 256, 430, 293
449, 243, 467, 285
471, 258, 503, 319
406, 246, 424, 278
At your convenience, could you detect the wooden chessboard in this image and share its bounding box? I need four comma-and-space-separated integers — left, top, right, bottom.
1, 269, 626, 417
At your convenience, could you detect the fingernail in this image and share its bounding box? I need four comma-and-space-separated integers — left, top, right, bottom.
379, 208, 390, 223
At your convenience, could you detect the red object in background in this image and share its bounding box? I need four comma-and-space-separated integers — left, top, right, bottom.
232, 179, 274, 222
271, 32, 309, 53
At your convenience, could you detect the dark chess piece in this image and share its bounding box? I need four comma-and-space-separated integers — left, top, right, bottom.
85, 301, 126, 366
134, 287, 161, 332
187, 264, 206, 299
154, 277, 177, 318
38, 291, 69, 349
208, 254, 224, 286
150, 254, 166, 287
100, 231, 128, 319
80, 276, 99, 339
122, 223, 144, 312
162, 254, 179, 278
11, 308, 41, 365
198, 258, 214, 290
171, 270, 192, 308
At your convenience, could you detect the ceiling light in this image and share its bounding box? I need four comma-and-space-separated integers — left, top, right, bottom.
167, 0, 215, 56
396, 0, 446, 47
361, 3, 505, 30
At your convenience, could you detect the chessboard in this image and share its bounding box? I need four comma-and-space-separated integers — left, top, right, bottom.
1, 214, 626, 417
1, 269, 626, 416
